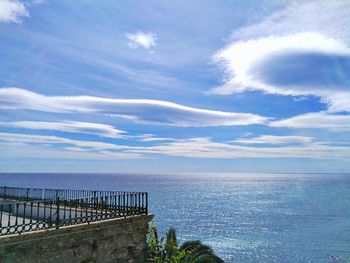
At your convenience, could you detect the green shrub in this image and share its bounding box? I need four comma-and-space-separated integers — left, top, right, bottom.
147, 225, 224, 263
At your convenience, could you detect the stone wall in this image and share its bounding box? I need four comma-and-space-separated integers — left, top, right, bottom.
0, 214, 153, 263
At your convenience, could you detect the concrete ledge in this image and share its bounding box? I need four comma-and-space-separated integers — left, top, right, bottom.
0, 214, 154, 263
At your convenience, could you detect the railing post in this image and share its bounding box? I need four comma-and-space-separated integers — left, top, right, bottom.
145, 192, 148, 214
93, 191, 96, 208
0, 204, 3, 228
123, 192, 126, 218
55, 197, 60, 230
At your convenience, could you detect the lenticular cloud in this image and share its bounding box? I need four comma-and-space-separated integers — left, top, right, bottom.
0, 87, 268, 127
210, 32, 350, 113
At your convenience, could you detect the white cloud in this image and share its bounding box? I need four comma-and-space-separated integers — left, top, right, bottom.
0, 132, 134, 151
233, 135, 313, 145
126, 31, 157, 49
0, 121, 126, 138
139, 137, 175, 142
0, 120, 177, 141
129, 137, 350, 160
270, 112, 350, 131
0, 0, 29, 24
137, 134, 175, 142
210, 1, 350, 113
0, 144, 140, 160
0, 88, 268, 127
1, 132, 349, 160
210, 32, 350, 112
211, 32, 350, 95
0, 132, 141, 159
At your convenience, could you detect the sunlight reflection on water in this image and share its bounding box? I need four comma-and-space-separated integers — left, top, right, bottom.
0, 173, 349, 263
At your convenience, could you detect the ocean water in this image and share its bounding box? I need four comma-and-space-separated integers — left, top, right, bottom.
0, 173, 349, 263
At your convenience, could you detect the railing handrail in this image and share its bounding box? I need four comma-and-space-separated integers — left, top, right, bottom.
0, 186, 147, 202
0, 185, 147, 194
1, 186, 146, 193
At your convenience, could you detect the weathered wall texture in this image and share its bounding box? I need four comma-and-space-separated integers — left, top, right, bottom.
0, 214, 153, 263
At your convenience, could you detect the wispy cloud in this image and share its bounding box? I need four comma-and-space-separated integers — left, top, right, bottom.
0, 121, 126, 138
0, 144, 140, 160
0, 88, 268, 127
0, 0, 29, 24
0, 132, 130, 151
129, 137, 350, 160
0, 132, 141, 161
210, 1, 350, 113
270, 112, 350, 131
233, 1, 350, 43
1, 132, 349, 160
126, 31, 157, 49
0, 120, 176, 141
233, 135, 313, 145
31, 0, 45, 5
139, 137, 175, 142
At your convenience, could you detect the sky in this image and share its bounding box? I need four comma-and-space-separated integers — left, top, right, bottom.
0, 0, 350, 174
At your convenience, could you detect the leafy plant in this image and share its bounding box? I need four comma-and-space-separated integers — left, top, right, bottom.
147, 225, 224, 263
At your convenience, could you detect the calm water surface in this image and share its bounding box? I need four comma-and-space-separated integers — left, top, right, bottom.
0, 173, 349, 263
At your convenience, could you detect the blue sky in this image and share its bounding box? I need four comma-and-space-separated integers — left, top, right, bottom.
0, 0, 350, 173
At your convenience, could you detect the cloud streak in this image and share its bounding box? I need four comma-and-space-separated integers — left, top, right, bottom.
129, 137, 350, 160
0, 121, 126, 138
0, 144, 140, 160
0, 132, 131, 151
0, 88, 268, 127
233, 135, 313, 145
0, 132, 349, 160
270, 112, 350, 131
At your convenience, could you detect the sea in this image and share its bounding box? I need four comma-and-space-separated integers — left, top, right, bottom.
0, 173, 349, 263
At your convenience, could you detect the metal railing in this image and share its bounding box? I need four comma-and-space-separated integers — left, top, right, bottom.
0, 186, 145, 202
0, 186, 148, 236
